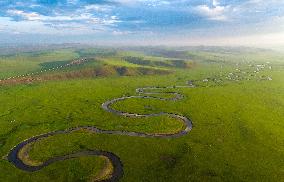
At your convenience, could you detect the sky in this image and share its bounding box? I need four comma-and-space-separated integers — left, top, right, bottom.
0, 0, 284, 47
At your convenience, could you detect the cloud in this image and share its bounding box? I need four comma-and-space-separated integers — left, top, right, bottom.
112, 30, 133, 35
7, 10, 41, 21
212, 0, 219, 7
3, 6, 121, 36
67, 0, 78, 5
5, 5, 121, 31
84, 4, 111, 12
195, 0, 229, 21
1, 0, 284, 46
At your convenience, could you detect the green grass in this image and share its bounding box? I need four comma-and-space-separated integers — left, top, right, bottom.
0, 47, 283, 181
0, 49, 79, 79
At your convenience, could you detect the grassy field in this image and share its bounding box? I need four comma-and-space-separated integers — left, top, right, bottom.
0, 49, 79, 79
0, 47, 283, 181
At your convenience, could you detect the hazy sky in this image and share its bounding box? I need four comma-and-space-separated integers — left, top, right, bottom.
0, 0, 284, 46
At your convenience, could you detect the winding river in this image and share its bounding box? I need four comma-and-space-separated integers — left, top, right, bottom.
7, 84, 194, 181
5, 59, 271, 181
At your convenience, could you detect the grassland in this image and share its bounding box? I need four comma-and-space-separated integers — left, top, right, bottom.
0, 49, 79, 79
0, 47, 283, 181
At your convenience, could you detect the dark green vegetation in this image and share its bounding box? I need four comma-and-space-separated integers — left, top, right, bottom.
0, 46, 283, 181
123, 56, 195, 68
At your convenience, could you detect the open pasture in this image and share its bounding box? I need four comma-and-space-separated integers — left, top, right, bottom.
0, 47, 283, 181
